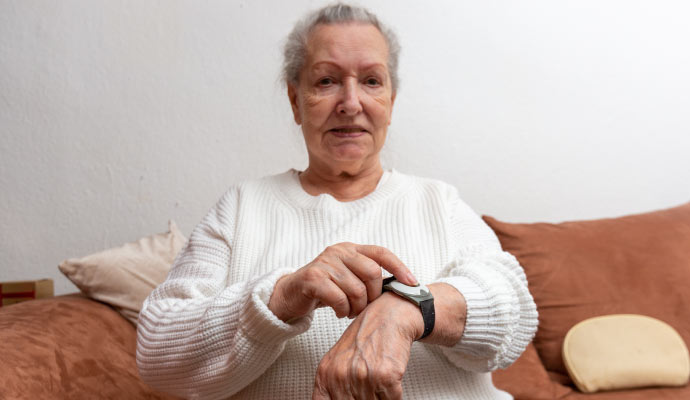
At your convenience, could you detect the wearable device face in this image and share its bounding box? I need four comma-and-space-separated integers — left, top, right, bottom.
382, 276, 435, 340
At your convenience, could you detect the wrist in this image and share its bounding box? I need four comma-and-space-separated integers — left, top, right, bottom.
268, 275, 294, 322
425, 283, 467, 346
372, 292, 425, 341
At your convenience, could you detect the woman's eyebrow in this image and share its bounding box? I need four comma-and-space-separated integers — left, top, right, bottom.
310, 61, 387, 72
310, 61, 342, 71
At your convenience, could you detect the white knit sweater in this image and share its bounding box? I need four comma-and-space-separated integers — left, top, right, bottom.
136, 169, 538, 400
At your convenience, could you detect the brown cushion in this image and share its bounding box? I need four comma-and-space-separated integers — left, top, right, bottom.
553, 383, 690, 400
492, 342, 574, 399
483, 202, 690, 381
0, 295, 179, 399
494, 345, 690, 400
59, 220, 186, 325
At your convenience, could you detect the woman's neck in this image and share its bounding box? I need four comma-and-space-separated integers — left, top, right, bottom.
299, 160, 384, 202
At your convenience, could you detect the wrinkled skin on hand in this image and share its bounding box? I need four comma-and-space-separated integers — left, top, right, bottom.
312, 292, 422, 400
268, 242, 417, 323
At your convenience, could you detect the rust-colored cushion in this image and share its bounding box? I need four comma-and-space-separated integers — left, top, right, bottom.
483, 202, 690, 382
561, 386, 690, 399
493, 342, 574, 399
493, 344, 690, 400
0, 295, 179, 400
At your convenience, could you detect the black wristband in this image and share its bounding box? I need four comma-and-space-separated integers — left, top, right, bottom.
418, 298, 435, 340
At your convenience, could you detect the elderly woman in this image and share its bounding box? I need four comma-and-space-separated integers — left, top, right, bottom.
137, 4, 537, 400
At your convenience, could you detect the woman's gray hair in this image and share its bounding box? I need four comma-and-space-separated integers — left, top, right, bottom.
282, 3, 400, 92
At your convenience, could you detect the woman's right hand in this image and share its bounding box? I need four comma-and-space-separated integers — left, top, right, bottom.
268, 243, 418, 322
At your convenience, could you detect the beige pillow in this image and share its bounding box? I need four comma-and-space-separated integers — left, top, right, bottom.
563, 314, 690, 393
59, 220, 186, 325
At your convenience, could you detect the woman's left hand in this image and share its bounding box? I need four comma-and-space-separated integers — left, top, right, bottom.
312, 292, 423, 400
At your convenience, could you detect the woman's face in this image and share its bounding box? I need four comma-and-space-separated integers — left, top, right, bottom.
288, 23, 395, 173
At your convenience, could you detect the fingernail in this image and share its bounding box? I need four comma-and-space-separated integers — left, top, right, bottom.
407, 272, 419, 286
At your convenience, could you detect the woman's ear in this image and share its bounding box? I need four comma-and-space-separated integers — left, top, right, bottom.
287, 84, 302, 125
388, 91, 396, 125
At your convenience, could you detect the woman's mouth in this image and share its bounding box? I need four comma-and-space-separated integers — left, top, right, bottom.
329, 127, 368, 138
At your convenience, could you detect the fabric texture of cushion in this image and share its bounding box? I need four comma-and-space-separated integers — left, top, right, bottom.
483, 201, 690, 382
58, 220, 186, 325
492, 342, 574, 399
0, 294, 179, 399
563, 314, 690, 393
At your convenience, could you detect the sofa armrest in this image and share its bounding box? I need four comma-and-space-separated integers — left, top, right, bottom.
0, 294, 178, 400
492, 342, 574, 400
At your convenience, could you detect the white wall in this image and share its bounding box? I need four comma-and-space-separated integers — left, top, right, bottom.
2, 0, 689, 295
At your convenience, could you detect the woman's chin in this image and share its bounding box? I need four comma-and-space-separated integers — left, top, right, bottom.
325, 144, 371, 162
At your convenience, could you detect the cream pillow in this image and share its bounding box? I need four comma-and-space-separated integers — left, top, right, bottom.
58, 220, 187, 325
563, 314, 690, 393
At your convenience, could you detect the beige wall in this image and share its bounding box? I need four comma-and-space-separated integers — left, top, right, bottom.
2, 0, 689, 294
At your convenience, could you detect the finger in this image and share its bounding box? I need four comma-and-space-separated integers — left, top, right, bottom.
355, 245, 418, 286
375, 385, 403, 400
338, 252, 383, 309
312, 379, 330, 400
311, 277, 351, 318
358, 367, 402, 400
321, 259, 369, 318
311, 392, 327, 400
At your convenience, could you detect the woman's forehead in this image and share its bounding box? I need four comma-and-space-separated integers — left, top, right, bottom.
305, 23, 389, 67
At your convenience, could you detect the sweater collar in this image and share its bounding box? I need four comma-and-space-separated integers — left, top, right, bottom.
273, 168, 401, 211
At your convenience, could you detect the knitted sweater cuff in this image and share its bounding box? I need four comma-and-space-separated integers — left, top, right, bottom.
241, 268, 313, 344
434, 276, 497, 353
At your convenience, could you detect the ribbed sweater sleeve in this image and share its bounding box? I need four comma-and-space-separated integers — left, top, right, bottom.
434, 185, 538, 373
136, 188, 312, 400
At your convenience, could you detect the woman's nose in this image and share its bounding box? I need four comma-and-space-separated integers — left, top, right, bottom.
336, 79, 363, 116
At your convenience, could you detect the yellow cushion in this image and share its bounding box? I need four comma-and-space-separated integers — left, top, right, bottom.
563, 314, 690, 393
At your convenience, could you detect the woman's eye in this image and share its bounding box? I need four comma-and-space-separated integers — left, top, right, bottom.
318, 77, 334, 86
365, 77, 382, 86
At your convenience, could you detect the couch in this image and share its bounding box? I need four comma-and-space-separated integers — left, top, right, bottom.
488, 201, 690, 399
2, 202, 689, 399
0, 293, 179, 400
